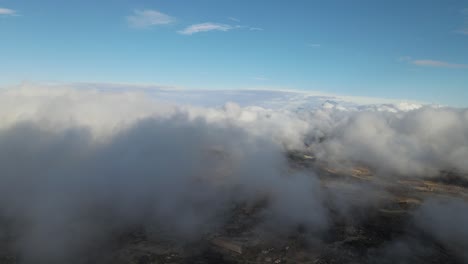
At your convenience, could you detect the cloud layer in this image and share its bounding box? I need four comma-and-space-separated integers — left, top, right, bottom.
0, 84, 467, 263
0, 85, 327, 263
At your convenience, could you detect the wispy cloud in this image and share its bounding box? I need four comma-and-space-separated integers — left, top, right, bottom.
412, 60, 468, 68
400, 56, 468, 69
249, 27, 264, 31
0, 7, 17, 16
227, 17, 264, 31
127, 9, 175, 28
398, 56, 412, 62
307, 43, 321, 48
178, 22, 235, 35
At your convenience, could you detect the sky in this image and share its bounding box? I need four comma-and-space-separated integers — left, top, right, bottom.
1, 0, 467, 106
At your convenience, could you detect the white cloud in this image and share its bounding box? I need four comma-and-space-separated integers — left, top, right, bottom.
0, 7, 16, 16
412, 59, 468, 69
127, 9, 175, 28
0, 84, 330, 262
307, 43, 321, 48
400, 56, 468, 69
1, 83, 467, 263
228, 17, 240, 22
178, 22, 235, 35
249, 27, 264, 31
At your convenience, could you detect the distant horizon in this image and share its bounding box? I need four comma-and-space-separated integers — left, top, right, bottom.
0, 81, 449, 108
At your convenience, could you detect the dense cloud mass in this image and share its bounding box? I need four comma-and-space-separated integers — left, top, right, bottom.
308, 107, 468, 177
0, 118, 326, 263
0, 85, 467, 263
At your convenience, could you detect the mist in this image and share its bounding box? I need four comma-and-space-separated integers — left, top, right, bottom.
0, 85, 467, 263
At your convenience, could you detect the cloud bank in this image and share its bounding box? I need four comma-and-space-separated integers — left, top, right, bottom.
310, 107, 468, 176
0, 85, 326, 263
0, 84, 467, 263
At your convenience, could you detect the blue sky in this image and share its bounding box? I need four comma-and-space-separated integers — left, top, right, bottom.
1, 0, 467, 106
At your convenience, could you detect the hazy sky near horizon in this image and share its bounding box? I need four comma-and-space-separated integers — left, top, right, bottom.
1, 0, 467, 106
